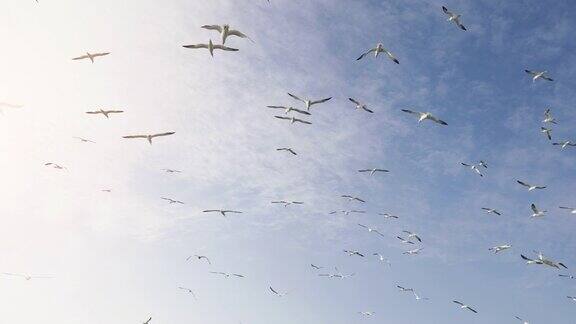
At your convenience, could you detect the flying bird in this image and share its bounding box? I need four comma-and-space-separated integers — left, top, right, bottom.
343, 250, 365, 257
452, 300, 478, 313
162, 169, 182, 173
200, 24, 254, 44
183, 39, 238, 57
397, 236, 415, 245
123, 132, 175, 144
202, 209, 242, 217
143, 317, 152, 324
44, 162, 66, 170
401, 109, 447, 125
540, 127, 552, 140
397, 285, 414, 292
559, 274, 576, 279
271, 200, 304, 207
85, 109, 124, 118
553, 140, 576, 149
356, 43, 399, 63
269, 286, 288, 297
530, 203, 546, 218
379, 212, 399, 219
161, 197, 184, 204
358, 168, 389, 176
559, 206, 576, 214
403, 248, 423, 255
489, 245, 512, 254
543, 108, 557, 124
73, 137, 95, 143
276, 148, 297, 155
357, 224, 386, 238
358, 311, 375, 317
402, 230, 422, 242
461, 162, 484, 177
525, 70, 553, 82
210, 271, 245, 278
372, 253, 391, 266
568, 296, 576, 302
481, 207, 501, 216
341, 195, 366, 203
274, 115, 312, 125
329, 210, 366, 215
287, 93, 332, 111
178, 287, 197, 298
348, 98, 374, 113
266, 105, 311, 116
516, 180, 546, 191
2, 273, 53, 280
186, 255, 211, 265
318, 267, 354, 279
521, 251, 568, 269
442, 6, 467, 30
72, 52, 110, 63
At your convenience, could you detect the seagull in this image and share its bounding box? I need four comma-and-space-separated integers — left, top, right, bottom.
276, 148, 297, 155
186, 255, 211, 265
481, 207, 502, 216
559, 206, 576, 214
72, 52, 110, 63
521, 251, 568, 269
402, 230, 422, 243
403, 248, 423, 255
525, 70, 553, 82
379, 212, 399, 219
489, 245, 512, 254
311, 264, 323, 270
357, 224, 386, 238
341, 195, 366, 203
397, 285, 414, 293
182, 39, 238, 57
2, 273, 53, 280
553, 140, 576, 149
453, 301, 477, 313
318, 267, 355, 279
287, 93, 332, 111
515, 316, 529, 324
73, 137, 95, 143
348, 98, 374, 113
530, 203, 547, 218
274, 115, 312, 125
397, 236, 415, 245
200, 24, 254, 44
123, 132, 175, 144
178, 287, 197, 298
329, 210, 366, 215
209, 271, 245, 278
101, 189, 112, 193
372, 253, 391, 266
442, 6, 467, 31
143, 317, 152, 324
559, 274, 576, 279
568, 296, 576, 302
161, 197, 184, 204
203, 209, 242, 217
358, 311, 375, 317
269, 286, 288, 297
343, 250, 365, 257
356, 43, 399, 64
401, 109, 447, 125
516, 180, 546, 191
85, 109, 124, 118
266, 105, 311, 116
461, 162, 484, 177
358, 168, 389, 175
541, 127, 552, 140
271, 200, 304, 207
543, 108, 557, 124
162, 169, 182, 173
44, 162, 66, 170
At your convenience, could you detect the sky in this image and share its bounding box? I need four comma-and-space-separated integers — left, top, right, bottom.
0, 0, 575, 323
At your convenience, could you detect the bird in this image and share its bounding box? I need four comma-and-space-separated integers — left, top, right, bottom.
178, 287, 197, 298
287, 93, 332, 111
442, 6, 467, 30
2, 273, 53, 280
200, 24, 254, 44
318, 267, 355, 279
348, 98, 374, 113
72, 52, 110, 63
123, 132, 175, 144
397, 285, 414, 293
162, 169, 182, 173
143, 317, 152, 324
559, 206, 576, 214
85, 109, 124, 118
379, 212, 399, 219
461, 162, 484, 177
271, 200, 304, 207
530, 203, 547, 218
44, 162, 66, 170
274, 115, 312, 125
489, 245, 512, 254
481, 207, 502, 216
525, 70, 553, 82
329, 210, 366, 215
266, 105, 311, 116
101, 189, 112, 193
453, 300, 478, 313
358, 311, 375, 317
401, 109, 447, 125
541, 127, 552, 140
357, 224, 386, 238
161, 197, 184, 204
568, 296, 576, 302
553, 140, 576, 149
202, 209, 242, 217
186, 255, 211, 265
209, 271, 245, 278
402, 230, 422, 242
413, 292, 430, 301
516, 180, 546, 191
515, 316, 529, 324
543, 108, 557, 124
403, 248, 423, 255
343, 249, 365, 257
73, 137, 95, 143
358, 168, 389, 175
269, 286, 288, 297
521, 251, 568, 269
182, 39, 238, 57
341, 195, 366, 203
372, 253, 391, 266
397, 236, 415, 245
356, 43, 399, 63
559, 274, 576, 279
276, 148, 297, 155
310, 264, 323, 270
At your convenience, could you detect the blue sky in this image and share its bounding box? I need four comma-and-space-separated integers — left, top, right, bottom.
0, 0, 575, 323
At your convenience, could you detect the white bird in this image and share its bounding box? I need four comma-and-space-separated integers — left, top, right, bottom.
73, 137, 95, 143
402, 230, 422, 243
553, 140, 576, 149
481, 207, 502, 216
343, 250, 365, 257
541, 127, 552, 140
143, 317, 152, 324
559, 274, 576, 279
521, 251, 568, 269
210, 271, 245, 278
543, 108, 557, 124
200, 24, 254, 44
182, 39, 238, 57
403, 248, 423, 255
516, 180, 546, 191
287, 93, 332, 111
358, 168, 389, 175
559, 206, 576, 214
356, 43, 399, 64
72, 52, 110, 63
525, 70, 553, 82
2, 273, 53, 280
378, 212, 399, 219
348, 98, 374, 113
203, 209, 242, 217
530, 203, 546, 218
329, 210, 365, 215
318, 267, 354, 279
442, 6, 467, 31
372, 253, 391, 266
44, 162, 66, 170
161, 197, 184, 204
461, 162, 484, 177
453, 300, 478, 313
401, 109, 447, 125
266, 105, 311, 116
162, 169, 182, 173
358, 311, 375, 317
271, 200, 304, 207
397, 285, 414, 293
276, 148, 297, 155
489, 245, 512, 254
515, 316, 529, 324
341, 195, 366, 203
357, 224, 386, 238
178, 287, 197, 298
397, 236, 415, 245
274, 115, 312, 125
269, 286, 288, 297
186, 255, 211, 265
123, 132, 175, 144
85, 109, 124, 118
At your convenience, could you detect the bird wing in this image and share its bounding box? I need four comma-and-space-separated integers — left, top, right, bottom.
85, 111, 100, 114
183, 44, 209, 49
311, 97, 332, 105
123, 135, 148, 139
348, 98, 360, 105
266, 105, 286, 109
224, 210, 242, 213
385, 50, 400, 64
200, 24, 223, 32
521, 254, 534, 262
92, 52, 110, 57
287, 93, 305, 103
213, 45, 239, 51
228, 29, 253, 41
467, 307, 478, 313
233, 274, 245, 277
356, 48, 375, 60
453, 300, 464, 306
291, 107, 311, 115
203, 210, 219, 213
274, 115, 290, 120
294, 118, 312, 124
531, 204, 539, 213
517, 180, 530, 187
362, 107, 374, 113
105, 110, 124, 113
72, 54, 90, 60
542, 76, 553, 81
559, 262, 568, 269
401, 109, 420, 116
442, 6, 452, 15
428, 114, 448, 125
151, 132, 175, 138
357, 223, 368, 229
269, 286, 278, 294
525, 70, 536, 76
